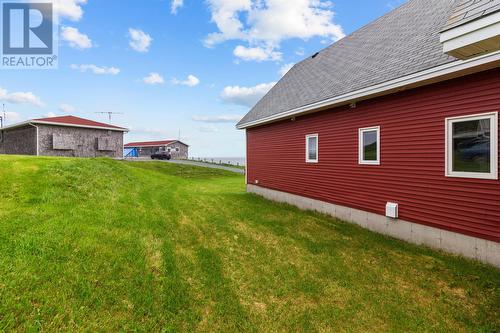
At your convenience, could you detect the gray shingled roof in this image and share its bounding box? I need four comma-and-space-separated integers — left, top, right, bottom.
238, 0, 460, 128
443, 0, 500, 31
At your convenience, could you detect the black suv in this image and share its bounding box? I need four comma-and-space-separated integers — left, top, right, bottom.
151, 152, 172, 160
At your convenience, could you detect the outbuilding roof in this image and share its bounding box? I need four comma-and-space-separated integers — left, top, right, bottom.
1, 115, 128, 132
124, 140, 189, 147
34, 115, 127, 131
237, 0, 476, 128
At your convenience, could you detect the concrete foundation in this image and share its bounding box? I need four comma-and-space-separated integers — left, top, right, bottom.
247, 184, 500, 268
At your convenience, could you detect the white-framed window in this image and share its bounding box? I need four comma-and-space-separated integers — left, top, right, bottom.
445, 112, 498, 180
359, 126, 380, 165
306, 134, 318, 163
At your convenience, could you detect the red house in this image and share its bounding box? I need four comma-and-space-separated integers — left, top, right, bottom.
237, 0, 500, 267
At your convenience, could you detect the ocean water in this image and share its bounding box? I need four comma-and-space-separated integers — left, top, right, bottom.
191, 157, 246, 166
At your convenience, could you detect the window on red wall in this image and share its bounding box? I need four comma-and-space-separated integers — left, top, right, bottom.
306, 134, 318, 163
359, 126, 380, 165
446, 112, 498, 180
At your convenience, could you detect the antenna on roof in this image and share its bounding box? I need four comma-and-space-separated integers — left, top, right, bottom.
0, 104, 5, 128
95, 111, 123, 124
178, 129, 181, 141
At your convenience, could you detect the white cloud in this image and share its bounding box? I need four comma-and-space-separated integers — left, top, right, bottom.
71, 64, 120, 75
128, 28, 152, 53
233, 45, 282, 62
249, 1, 345, 43
0, 87, 45, 107
128, 126, 171, 138
44, 112, 57, 118
54, 0, 87, 21
143, 73, 165, 85
61, 26, 92, 49
279, 63, 294, 76
295, 47, 305, 56
59, 104, 76, 113
221, 82, 276, 107
4, 111, 21, 123
192, 114, 243, 123
198, 125, 219, 133
171, 0, 184, 14
204, 0, 250, 47
172, 75, 200, 87
204, 0, 345, 61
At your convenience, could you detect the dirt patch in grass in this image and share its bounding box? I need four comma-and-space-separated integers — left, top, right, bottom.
143, 234, 163, 277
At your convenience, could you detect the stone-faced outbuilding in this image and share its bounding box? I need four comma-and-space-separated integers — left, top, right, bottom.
124, 140, 189, 159
0, 115, 128, 158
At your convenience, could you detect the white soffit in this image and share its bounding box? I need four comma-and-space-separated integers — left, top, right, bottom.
440, 11, 500, 59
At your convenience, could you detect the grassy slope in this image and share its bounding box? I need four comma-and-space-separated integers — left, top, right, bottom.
0, 156, 498, 332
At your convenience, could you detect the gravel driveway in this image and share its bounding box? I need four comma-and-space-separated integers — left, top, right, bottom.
126, 158, 245, 174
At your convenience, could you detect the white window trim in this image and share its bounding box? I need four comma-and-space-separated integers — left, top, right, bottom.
305, 134, 318, 163
359, 126, 380, 165
445, 112, 498, 180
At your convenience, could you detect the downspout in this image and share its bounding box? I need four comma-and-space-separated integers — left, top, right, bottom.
245, 129, 248, 187
29, 123, 39, 156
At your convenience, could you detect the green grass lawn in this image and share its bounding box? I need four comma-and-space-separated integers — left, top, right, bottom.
0, 156, 498, 332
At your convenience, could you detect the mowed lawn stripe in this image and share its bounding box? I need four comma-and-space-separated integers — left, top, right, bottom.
0, 156, 498, 332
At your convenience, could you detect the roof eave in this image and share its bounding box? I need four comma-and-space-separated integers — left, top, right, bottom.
237, 50, 500, 130
32, 120, 129, 132
124, 144, 171, 148
0, 121, 33, 131
124, 140, 190, 148
440, 11, 500, 60
1, 120, 129, 132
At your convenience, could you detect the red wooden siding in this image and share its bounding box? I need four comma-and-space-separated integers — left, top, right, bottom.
246, 68, 500, 242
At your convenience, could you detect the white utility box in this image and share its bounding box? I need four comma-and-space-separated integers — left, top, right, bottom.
386, 202, 398, 219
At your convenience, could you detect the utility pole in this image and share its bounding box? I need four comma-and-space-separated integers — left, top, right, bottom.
95, 111, 123, 124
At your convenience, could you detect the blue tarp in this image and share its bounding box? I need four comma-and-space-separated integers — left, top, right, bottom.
124, 148, 138, 158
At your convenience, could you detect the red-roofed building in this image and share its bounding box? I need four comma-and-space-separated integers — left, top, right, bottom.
0, 115, 128, 158
33, 115, 127, 131
124, 140, 189, 159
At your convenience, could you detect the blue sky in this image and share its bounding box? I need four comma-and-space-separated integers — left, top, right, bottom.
0, 0, 406, 157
